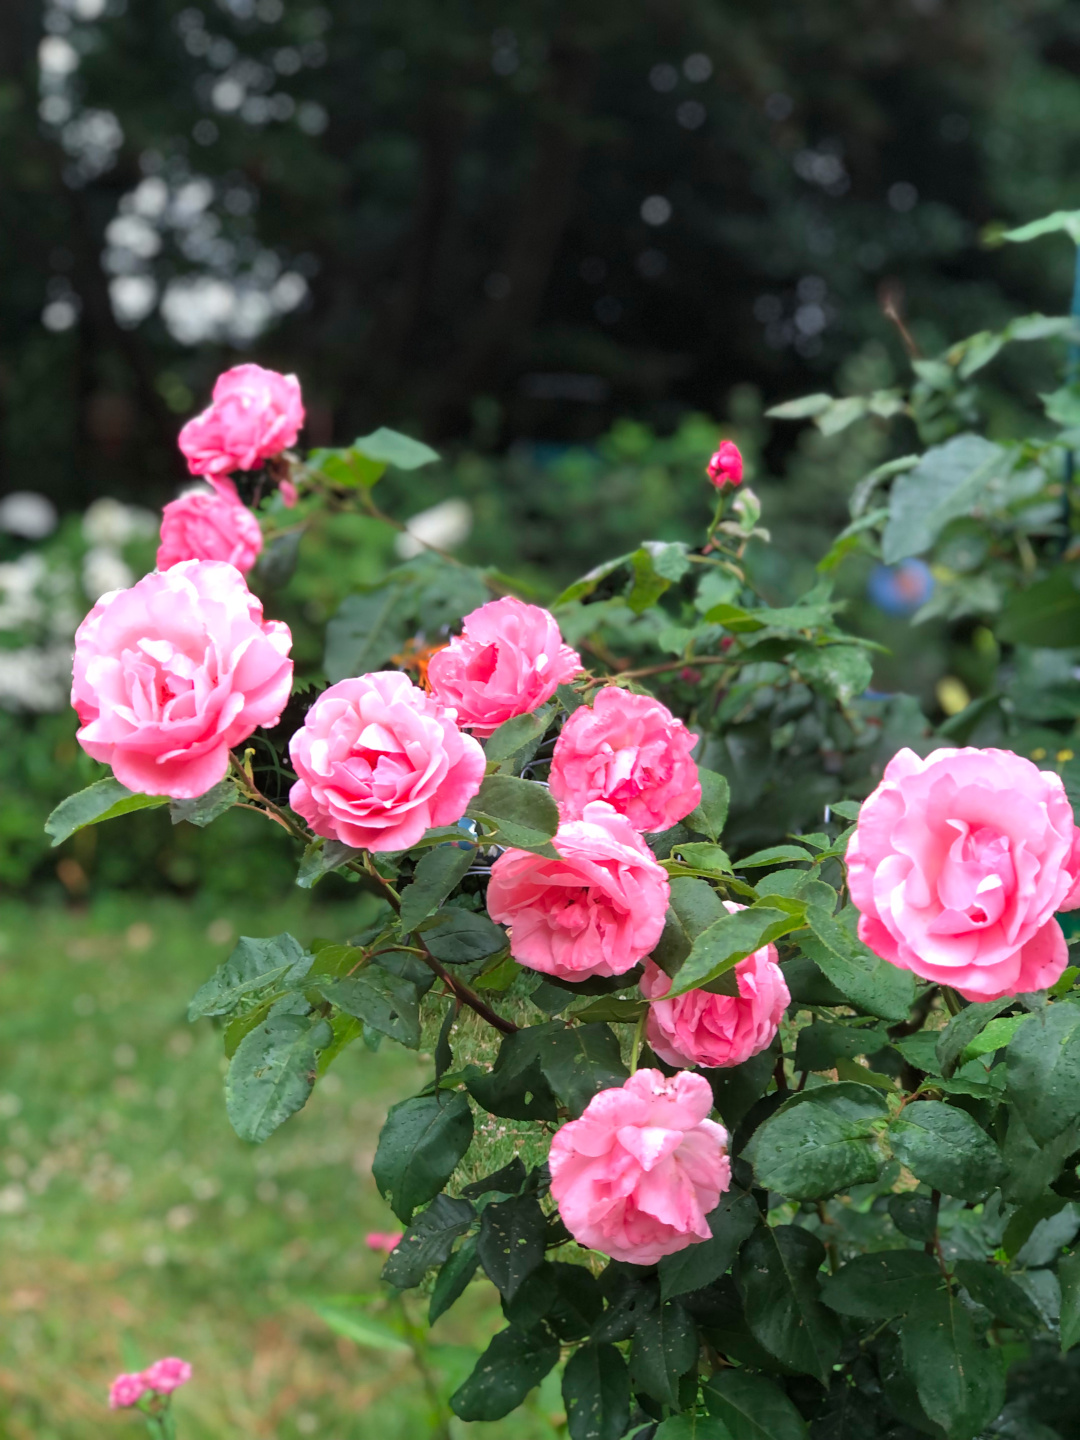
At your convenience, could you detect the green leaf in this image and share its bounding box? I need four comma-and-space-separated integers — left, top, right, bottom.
935, 998, 1012, 1077
627, 546, 674, 612
568, 996, 646, 1023
659, 1189, 760, 1300
671, 843, 732, 874
881, 434, 1009, 564
373, 1092, 474, 1223
307, 444, 385, 488
735, 844, 815, 869
888, 1193, 938, 1243
295, 838, 362, 889
168, 778, 239, 827
429, 1236, 480, 1324
398, 845, 477, 930
467, 773, 561, 853
734, 1225, 841, 1385
898, 1287, 1006, 1440
951, 1259, 1040, 1333
669, 876, 726, 938
998, 566, 1080, 648
563, 1344, 631, 1440
1059, 1252, 1080, 1353
794, 1020, 889, 1073
821, 1251, 942, 1319
795, 645, 873, 705
958, 1013, 1025, 1064
380, 1193, 474, 1289
45, 778, 169, 846
189, 933, 313, 1020
888, 1101, 1004, 1200
1002, 209, 1080, 245
766, 393, 835, 420
703, 1370, 809, 1440
630, 1299, 698, 1407
324, 584, 416, 682
552, 552, 635, 607
484, 705, 555, 766
421, 907, 507, 963
449, 1324, 560, 1422
654, 1417, 731, 1440
353, 426, 440, 469
225, 1012, 331, 1143
533, 1021, 629, 1117
308, 1301, 411, 1353
463, 1028, 559, 1121
477, 1192, 547, 1301
1007, 1002, 1080, 1145
685, 769, 731, 842
748, 1082, 888, 1200
319, 970, 421, 1048
666, 900, 807, 997
800, 907, 915, 1022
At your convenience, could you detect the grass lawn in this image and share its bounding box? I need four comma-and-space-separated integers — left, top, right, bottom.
0, 891, 564, 1439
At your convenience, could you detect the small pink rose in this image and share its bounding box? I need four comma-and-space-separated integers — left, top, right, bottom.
108, 1373, 147, 1409
549, 1069, 730, 1265
549, 686, 701, 833
71, 560, 293, 799
486, 800, 670, 981
157, 488, 264, 574
426, 597, 582, 738
365, 1230, 405, 1253
141, 1358, 192, 1395
279, 477, 299, 508
707, 440, 743, 488
847, 746, 1080, 1001
641, 903, 789, 1069
288, 672, 485, 852
178, 364, 304, 482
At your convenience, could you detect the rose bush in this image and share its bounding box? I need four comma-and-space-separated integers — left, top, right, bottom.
67, 262, 1080, 1440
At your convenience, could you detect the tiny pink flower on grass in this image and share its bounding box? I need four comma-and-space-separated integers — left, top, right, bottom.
142, 1357, 192, 1395
157, 489, 263, 574
109, 1373, 148, 1409
179, 363, 304, 484
707, 439, 743, 488
549, 1069, 730, 1265
365, 1230, 404, 1253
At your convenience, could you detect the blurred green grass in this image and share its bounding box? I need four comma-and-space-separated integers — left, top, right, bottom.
0, 893, 563, 1439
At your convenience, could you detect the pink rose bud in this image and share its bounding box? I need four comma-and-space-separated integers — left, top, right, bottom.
288, 672, 486, 852
157, 489, 264, 575
707, 440, 743, 488
279, 477, 299, 508
549, 686, 701, 833
178, 363, 304, 483
426, 597, 583, 738
847, 746, 1080, 1001
640, 903, 790, 1068
108, 1373, 148, 1409
71, 560, 293, 799
141, 1358, 193, 1395
486, 800, 670, 981
549, 1069, 731, 1264
365, 1230, 405, 1253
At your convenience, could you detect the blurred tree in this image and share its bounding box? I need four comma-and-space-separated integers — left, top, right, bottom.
3, 0, 1080, 510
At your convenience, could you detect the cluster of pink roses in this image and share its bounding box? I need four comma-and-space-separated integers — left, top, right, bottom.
109, 1357, 192, 1410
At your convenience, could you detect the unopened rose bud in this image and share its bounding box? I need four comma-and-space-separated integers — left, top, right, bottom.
706, 439, 743, 488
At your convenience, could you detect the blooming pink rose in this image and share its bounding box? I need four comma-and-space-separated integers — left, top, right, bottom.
485, 800, 670, 981
549, 687, 701, 832
157, 489, 264, 574
178, 364, 304, 482
72, 560, 293, 799
549, 1069, 730, 1265
365, 1230, 404, 1253
847, 746, 1080, 1001
707, 440, 743, 488
426, 597, 582, 738
288, 672, 485, 852
641, 904, 789, 1069
108, 1373, 147, 1409
142, 1358, 193, 1395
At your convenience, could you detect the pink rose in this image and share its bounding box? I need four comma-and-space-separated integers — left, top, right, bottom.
549, 1069, 730, 1265
847, 746, 1080, 1001
178, 364, 304, 481
157, 489, 264, 574
365, 1230, 404, 1253
426, 597, 582, 738
707, 440, 743, 488
549, 687, 701, 832
142, 1358, 192, 1395
641, 903, 789, 1068
288, 672, 485, 852
108, 1373, 147, 1409
485, 800, 670, 981
72, 560, 293, 799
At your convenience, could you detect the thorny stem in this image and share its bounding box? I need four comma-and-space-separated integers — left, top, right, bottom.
924, 1189, 943, 1265
941, 986, 964, 1017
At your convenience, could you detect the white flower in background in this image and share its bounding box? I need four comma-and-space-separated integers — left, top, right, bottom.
0, 647, 72, 713
82, 547, 133, 601
0, 555, 48, 629
0, 492, 58, 539
81, 497, 156, 547
395, 498, 473, 559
